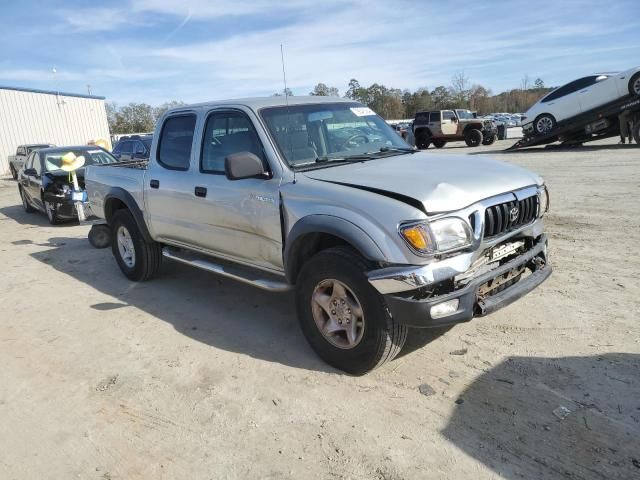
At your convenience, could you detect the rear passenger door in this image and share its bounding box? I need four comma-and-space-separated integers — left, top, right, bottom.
145, 113, 199, 245
187, 109, 283, 270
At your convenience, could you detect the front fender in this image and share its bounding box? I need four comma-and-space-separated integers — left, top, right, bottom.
284, 214, 385, 282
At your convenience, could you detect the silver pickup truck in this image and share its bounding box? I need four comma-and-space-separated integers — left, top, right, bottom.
86, 96, 551, 374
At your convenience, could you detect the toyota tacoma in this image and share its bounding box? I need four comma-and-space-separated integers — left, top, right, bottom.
85, 96, 551, 374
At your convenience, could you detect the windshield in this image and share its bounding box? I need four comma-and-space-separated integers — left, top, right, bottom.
43, 149, 119, 173
260, 102, 410, 168
456, 110, 475, 120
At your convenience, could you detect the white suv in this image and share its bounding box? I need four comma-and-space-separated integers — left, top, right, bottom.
523, 66, 640, 136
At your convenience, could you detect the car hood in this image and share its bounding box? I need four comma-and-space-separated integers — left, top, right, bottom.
303, 153, 542, 213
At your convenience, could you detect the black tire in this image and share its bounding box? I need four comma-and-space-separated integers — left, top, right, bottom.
19, 187, 35, 213
10, 165, 17, 180
628, 72, 640, 96
433, 139, 446, 148
482, 134, 497, 145
533, 114, 556, 136
295, 246, 408, 375
88, 224, 112, 249
44, 200, 61, 225
415, 132, 431, 150
464, 128, 483, 147
111, 209, 162, 281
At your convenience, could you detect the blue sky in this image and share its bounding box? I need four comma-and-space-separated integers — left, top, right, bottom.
1, 0, 638, 106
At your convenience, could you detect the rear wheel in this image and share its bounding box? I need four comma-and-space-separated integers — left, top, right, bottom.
415, 132, 431, 150
296, 246, 407, 375
534, 114, 556, 136
111, 209, 162, 281
464, 129, 483, 147
433, 139, 446, 148
482, 134, 497, 145
629, 73, 640, 96
20, 187, 35, 213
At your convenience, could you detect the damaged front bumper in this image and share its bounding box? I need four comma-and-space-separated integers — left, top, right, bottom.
367, 235, 551, 327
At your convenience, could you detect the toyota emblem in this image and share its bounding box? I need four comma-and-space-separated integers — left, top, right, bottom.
509, 207, 519, 222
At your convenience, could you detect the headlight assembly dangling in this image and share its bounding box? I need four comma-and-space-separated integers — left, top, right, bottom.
400, 217, 472, 255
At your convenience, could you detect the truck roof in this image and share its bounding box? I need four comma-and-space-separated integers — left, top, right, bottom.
166, 95, 355, 115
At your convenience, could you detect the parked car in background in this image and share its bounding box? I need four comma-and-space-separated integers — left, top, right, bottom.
18, 146, 119, 224
413, 109, 497, 148
86, 96, 551, 374
8, 143, 55, 179
523, 66, 640, 136
111, 135, 153, 161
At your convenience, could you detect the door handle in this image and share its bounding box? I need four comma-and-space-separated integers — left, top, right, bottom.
194, 186, 207, 198
579, 89, 588, 93
150, 179, 160, 189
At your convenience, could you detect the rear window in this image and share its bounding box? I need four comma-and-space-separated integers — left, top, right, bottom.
157, 115, 196, 170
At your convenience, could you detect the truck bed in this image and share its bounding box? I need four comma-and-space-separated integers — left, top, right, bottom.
85, 161, 147, 220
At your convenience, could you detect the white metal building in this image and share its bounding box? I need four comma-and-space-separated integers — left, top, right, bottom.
0, 86, 111, 174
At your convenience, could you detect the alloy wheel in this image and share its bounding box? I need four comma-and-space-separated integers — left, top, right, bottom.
311, 278, 365, 349
536, 116, 554, 134
116, 225, 136, 268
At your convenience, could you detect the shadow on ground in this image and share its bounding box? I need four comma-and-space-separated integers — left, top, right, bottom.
0, 204, 79, 228
20, 232, 448, 374
442, 353, 640, 479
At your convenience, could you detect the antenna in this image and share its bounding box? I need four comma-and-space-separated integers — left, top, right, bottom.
280, 44, 296, 184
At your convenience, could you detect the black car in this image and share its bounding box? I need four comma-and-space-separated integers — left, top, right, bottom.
111, 135, 152, 161
18, 146, 119, 224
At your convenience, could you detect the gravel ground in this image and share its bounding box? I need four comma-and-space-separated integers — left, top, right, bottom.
0, 138, 639, 479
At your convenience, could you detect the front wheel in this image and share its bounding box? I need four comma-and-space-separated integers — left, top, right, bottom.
44, 200, 61, 225
433, 139, 446, 148
296, 246, 407, 375
629, 73, 640, 96
10, 165, 17, 180
464, 129, 483, 147
111, 209, 162, 281
534, 114, 556, 135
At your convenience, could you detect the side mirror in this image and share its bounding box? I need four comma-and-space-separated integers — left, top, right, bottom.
23, 168, 37, 176
225, 152, 268, 180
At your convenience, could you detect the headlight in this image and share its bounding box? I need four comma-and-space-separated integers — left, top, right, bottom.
539, 185, 549, 217
399, 217, 472, 255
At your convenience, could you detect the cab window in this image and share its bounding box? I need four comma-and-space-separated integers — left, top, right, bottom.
157, 115, 197, 171
430, 111, 441, 122
442, 111, 455, 121
200, 111, 265, 174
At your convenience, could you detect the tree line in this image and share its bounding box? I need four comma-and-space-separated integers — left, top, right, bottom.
106, 74, 554, 133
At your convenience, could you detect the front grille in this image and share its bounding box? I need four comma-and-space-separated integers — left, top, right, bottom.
483, 195, 538, 239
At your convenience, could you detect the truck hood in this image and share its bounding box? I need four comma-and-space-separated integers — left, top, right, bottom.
303, 152, 542, 213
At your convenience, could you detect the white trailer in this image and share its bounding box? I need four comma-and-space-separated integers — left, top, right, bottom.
0, 86, 111, 175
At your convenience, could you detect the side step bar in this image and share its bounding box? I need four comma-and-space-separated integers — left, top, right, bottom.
162, 248, 293, 292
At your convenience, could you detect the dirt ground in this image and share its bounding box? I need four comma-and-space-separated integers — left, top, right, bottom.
1, 138, 639, 480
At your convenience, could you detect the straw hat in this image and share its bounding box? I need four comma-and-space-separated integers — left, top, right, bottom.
60, 152, 86, 172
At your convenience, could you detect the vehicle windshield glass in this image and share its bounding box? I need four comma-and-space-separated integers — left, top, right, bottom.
43, 149, 119, 172
260, 102, 410, 168
456, 110, 475, 120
